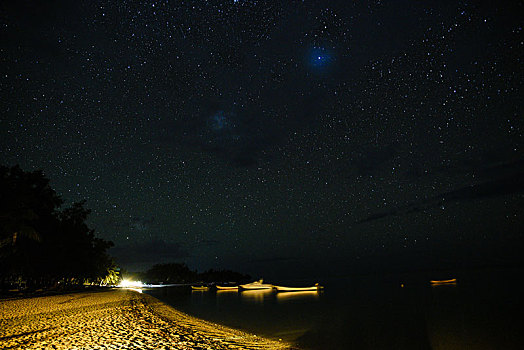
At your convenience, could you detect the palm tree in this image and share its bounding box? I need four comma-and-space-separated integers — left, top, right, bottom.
0, 165, 61, 250
0, 209, 40, 248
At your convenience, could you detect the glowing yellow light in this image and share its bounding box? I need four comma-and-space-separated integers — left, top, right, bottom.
430, 278, 457, 286
240, 289, 272, 303
118, 279, 144, 288
276, 290, 319, 302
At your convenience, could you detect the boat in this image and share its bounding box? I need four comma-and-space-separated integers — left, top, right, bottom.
191, 285, 209, 291
216, 285, 239, 291
274, 283, 323, 292
430, 278, 457, 286
239, 279, 273, 290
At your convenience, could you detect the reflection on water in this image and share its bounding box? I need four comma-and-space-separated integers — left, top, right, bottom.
239, 289, 273, 304
145, 269, 524, 349
276, 291, 320, 303
430, 278, 457, 287
237, 289, 322, 304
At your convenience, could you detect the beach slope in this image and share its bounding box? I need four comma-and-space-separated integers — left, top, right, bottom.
0, 289, 294, 349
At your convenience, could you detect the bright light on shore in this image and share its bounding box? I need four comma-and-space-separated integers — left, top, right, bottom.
119, 279, 144, 288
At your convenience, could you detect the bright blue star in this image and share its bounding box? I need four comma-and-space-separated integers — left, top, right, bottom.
308, 47, 334, 69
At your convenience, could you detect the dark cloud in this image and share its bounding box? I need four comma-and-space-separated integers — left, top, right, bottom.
110, 240, 189, 269
190, 239, 221, 248
347, 143, 397, 177
357, 170, 524, 225
130, 216, 154, 231
479, 158, 524, 179
248, 256, 301, 263
94, 215, 155, 233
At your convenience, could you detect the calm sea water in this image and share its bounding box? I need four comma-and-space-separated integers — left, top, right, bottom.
144, 268, 524, 349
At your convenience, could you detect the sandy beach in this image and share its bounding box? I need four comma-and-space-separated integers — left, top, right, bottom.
0, 289, 295, 349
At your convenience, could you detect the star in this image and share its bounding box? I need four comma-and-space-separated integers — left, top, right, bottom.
1, 0, 521, 278
308, 47, 334, 69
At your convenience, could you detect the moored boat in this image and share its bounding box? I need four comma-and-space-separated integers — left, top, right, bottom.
430, 278, 457, 286
191, 285, 209, 291
274, 283, 323, 292
216, 285, 239, 291
239, 279, 273, 290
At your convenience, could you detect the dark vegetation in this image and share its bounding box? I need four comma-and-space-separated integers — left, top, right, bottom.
127, 263, 251, 285
1, 165, 251, 295
0, 165, 118, 293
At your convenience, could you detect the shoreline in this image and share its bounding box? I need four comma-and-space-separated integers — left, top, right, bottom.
0, 288, 297, 349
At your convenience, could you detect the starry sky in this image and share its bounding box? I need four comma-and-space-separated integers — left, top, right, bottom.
1, 0, 523, 278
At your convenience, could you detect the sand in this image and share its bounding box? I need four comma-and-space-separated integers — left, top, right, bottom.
0, 289, 296, 349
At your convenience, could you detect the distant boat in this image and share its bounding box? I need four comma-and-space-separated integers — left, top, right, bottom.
274, 283, 323, 292
430, 278, 457, 286
216, 285, 239, 291
239, 279, 273, 290
191, 285, 209, 291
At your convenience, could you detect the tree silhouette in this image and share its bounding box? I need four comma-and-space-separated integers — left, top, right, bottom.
0, 165, 116, 291
0, 165, 61, 249
145, 263, 197, 284
141, 263, 251, 285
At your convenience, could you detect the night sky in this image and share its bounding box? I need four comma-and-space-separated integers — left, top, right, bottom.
1, 1, 523, 278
